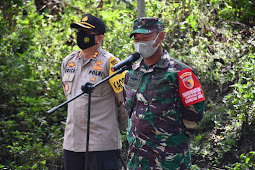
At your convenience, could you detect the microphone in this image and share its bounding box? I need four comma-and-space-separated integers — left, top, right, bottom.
111, 53, 140, 72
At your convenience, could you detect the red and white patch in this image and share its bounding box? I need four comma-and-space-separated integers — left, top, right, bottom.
178, 68, 205, 107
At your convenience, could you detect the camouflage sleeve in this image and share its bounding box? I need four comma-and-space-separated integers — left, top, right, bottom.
115, 92, 128, 132
123, 71, 129, 102
177, 68, 206, 135
123, 71, 134, 118
181, 101, 205, 135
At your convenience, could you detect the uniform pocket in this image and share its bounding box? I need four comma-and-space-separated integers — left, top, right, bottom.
62, 73, 75, 95
85, 75, 102, 97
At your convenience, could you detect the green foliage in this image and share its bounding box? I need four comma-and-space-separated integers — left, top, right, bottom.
0, 0, 255, 169
223, 53, 255, 123
227, 151, 255, 169
0, 0, 68, 168
101, 6, 136, 59
219, 0, 255, 25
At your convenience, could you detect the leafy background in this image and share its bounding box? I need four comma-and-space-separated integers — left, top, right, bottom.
0, 0, 254, 169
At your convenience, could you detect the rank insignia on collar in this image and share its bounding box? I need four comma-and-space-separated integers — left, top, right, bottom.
68, 61, 75, 67
92, 60, 103, 70
92, 51, 99, 58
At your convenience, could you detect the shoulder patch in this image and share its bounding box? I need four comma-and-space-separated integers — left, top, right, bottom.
62, 50, 80, 68
108, 56, 127, 94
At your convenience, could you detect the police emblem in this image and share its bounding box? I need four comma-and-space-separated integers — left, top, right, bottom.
84, 37, 90, 43
82, 16, 88, 22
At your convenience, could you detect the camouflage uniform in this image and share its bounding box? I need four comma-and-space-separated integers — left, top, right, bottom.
123, 51, 205, 170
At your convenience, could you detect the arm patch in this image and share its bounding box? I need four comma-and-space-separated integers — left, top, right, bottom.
178, 68, 205, 107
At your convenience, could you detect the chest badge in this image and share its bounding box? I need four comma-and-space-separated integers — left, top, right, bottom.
65, 83, 69, 92
68, 61, 75, 67
92, 60, 103, 70
65, 75, 70, 80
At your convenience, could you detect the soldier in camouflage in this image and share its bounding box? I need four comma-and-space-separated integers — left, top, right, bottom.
123, 17, 205, 169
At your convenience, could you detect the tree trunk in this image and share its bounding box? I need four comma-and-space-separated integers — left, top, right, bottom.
137, 0, 145, 18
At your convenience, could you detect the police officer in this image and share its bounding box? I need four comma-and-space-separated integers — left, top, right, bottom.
61, 14, 128, 170
123, 17, 205, 169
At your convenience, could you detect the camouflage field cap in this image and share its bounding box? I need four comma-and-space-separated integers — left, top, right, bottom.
70, 14, 105, 34
130, 17, 163, 38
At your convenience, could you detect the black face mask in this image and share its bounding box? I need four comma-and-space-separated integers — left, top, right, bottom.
76, 30, 99, 50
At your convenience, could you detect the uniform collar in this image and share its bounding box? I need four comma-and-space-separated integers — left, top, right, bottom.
76, 46, 103, 60
91, 46, 103, 60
